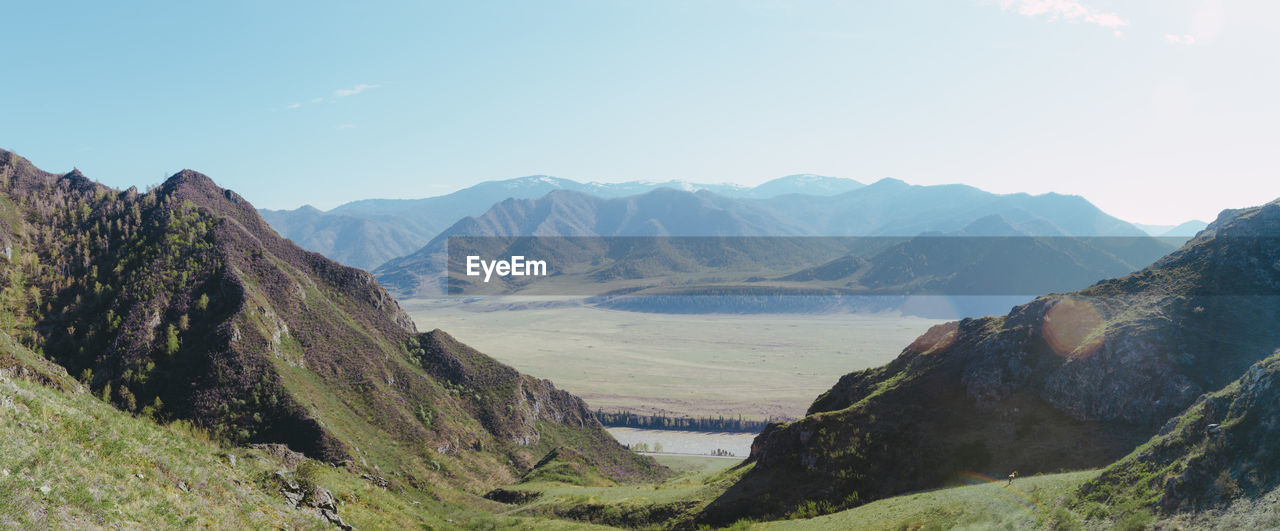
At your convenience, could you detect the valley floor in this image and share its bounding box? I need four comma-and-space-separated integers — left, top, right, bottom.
606, 428, 755, 457
402, 297, 943, 420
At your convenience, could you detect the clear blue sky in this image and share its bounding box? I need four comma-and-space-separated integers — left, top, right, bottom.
3, 0, 1278, 224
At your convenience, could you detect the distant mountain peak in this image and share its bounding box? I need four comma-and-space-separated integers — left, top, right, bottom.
957, 214, 1027, 236
867, 177, 910, 188
1134, 219, 1210, 238
506, 175, 565, 187
779, 173, 830, 180
749, 174, 864, 197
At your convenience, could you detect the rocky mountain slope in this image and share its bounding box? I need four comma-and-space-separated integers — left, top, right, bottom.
1072, 348, 1280, 524
0, 149, 661, 496
699, 197, 1280, 523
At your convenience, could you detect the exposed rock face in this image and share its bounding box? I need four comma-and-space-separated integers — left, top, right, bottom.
411, 329, 596, 446
250, 443, 307, 470
407, 330, 666, 483
701, 199, 1280, 523
1080, 350, 1280, 515
276, 473, 351, 530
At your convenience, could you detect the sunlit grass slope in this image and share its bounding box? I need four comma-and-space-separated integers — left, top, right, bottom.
754, 470, 1098, 530
0, 332, 604, 529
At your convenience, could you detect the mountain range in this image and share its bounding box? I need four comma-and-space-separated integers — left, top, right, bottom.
261, 174, 863, 270
264, 172, 1209, 308
1135, 220, 1210, 238
372, 179, 1165, 299
783, 215, 1176, 295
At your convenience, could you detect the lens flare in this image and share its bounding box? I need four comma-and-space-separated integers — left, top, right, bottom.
1042, 297, 1106, 359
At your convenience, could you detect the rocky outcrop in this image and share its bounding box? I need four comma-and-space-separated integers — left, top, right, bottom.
409, 330, 665, 483
275, 471, 351, 530
1080, 350, 1280, 514
411, 329, 595, 443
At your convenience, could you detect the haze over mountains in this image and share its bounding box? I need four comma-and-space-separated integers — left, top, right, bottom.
264, 171, 1205, 278
1135, 220, 1210, 238
371, 178, 1173, 299
261, 173, 863, 270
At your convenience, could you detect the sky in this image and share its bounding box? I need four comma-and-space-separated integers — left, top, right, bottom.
3, 0, 1279, 225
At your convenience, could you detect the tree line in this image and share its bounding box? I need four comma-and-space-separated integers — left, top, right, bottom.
594, 410, 787, 433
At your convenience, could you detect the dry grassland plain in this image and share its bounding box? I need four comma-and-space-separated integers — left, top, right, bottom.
403, 298, 944, 420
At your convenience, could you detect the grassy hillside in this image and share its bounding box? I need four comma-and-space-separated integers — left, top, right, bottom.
491, 455, 754, 529
700, 197, 1280, 524
1, 370, 306, 527
0, 331, 618, 529
756, 470, 1097, 530
479, 454, 1108, 530
0, 150, 662, 508
10, 146, 1276, 529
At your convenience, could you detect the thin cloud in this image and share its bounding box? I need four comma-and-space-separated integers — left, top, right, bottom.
998, 0, 1129, 29
1164, 33, 1197, 45
284, 83, 381, 110
335, 84, 380, 97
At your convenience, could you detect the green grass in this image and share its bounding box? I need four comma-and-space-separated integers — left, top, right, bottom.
0, 364, 619, 530
497, 456, 1100, 530
651, 454, 744, 475
493, 455, 754, 529
752, 470, 1098, 530
0, 356, 1157, 531
0, 367, 315, 528
0, 332, 615, 530
402, 298, 943, 420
